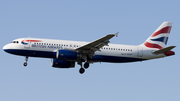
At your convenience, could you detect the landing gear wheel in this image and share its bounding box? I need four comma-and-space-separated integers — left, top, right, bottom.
79, 68, 85, 74
24, 62, 27, 66
23, 56, 28, 67
84, 62, 89, 69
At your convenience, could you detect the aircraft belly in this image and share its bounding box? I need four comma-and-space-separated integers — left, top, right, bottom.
93, 51, 146, 63
90, 55, 146, 63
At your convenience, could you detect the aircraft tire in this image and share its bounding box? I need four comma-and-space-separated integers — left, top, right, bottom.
24, 62, 27, 66
84, 62, 89, 69
79, 68, 85, 74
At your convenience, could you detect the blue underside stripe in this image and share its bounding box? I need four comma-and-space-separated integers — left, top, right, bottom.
4, 49, 146, 63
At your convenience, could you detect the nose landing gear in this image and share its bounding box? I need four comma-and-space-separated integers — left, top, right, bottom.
23, 56, 28, 66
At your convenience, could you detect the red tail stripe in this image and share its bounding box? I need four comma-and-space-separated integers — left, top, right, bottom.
144, 42, 163, 49
151, 26, 172, 37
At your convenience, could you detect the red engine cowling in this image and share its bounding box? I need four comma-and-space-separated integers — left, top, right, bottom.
51, 58, 75, 68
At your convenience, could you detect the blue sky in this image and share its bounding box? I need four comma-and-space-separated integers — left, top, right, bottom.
0, 0, 179, 101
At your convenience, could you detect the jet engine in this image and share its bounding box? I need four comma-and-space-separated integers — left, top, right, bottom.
51, 58, 75, 68
56, 50, 81, 60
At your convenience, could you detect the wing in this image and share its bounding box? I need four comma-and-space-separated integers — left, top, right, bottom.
76, 32, 119, 58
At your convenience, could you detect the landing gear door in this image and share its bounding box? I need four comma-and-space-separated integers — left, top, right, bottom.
137, 46, 143, 57
23, 38, 30, 48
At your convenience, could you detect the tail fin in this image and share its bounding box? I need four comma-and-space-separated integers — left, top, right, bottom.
141, 22, 173, 49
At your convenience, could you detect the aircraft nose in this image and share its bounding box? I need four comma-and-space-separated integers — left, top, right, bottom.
3, 44, 10, 52
3, 44, 18, 55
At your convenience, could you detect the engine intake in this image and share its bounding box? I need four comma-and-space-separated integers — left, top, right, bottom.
51, 58, 75, 68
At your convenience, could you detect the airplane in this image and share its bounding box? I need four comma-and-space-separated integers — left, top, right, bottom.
3, 22, 176, 74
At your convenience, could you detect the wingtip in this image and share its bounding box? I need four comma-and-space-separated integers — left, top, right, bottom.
115, 32, 119, 37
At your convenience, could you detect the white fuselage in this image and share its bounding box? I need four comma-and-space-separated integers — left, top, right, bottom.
3, 22, 175, 74
3, 38, 167, 63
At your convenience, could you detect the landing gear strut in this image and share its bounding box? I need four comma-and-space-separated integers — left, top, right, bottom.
23, 56, 28, 66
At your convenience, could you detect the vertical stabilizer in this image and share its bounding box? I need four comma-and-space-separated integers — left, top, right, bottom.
141, 22, 173, 49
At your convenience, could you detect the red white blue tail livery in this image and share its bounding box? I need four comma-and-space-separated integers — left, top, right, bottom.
142, 22, 172, 49
3, 22, 176, 74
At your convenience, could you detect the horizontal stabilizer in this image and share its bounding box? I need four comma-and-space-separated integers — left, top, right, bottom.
153, 46, 176, 54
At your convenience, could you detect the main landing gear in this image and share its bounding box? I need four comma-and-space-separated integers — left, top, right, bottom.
84, 62, 89, 69
78, 62, 90, 74
23, 56, 28, 66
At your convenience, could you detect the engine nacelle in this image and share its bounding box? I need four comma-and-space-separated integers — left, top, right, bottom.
51, 58, 75, 68
56, 50, 80, 60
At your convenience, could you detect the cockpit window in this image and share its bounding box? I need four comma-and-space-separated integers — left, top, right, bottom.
12, 41, 19, 44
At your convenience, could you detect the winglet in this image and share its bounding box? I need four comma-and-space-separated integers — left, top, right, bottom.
115, 32, 119, 37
